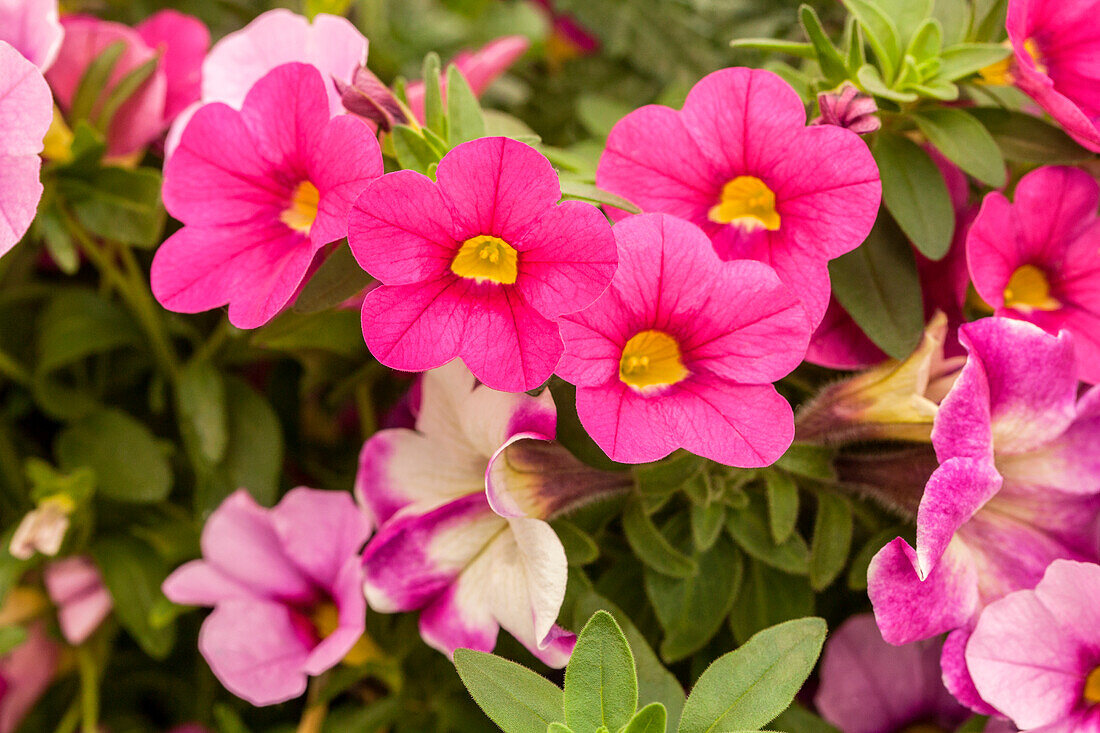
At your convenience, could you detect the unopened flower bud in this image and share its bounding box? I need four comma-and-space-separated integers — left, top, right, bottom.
335, 66, 410, 132
813, 82, 881, 135
10, 496, 74, 561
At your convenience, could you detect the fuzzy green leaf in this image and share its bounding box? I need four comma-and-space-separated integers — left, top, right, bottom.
564, 611, 638, 733
454, 649, 564, 733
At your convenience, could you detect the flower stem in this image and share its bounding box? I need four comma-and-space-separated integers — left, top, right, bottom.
76, 645, 100, 733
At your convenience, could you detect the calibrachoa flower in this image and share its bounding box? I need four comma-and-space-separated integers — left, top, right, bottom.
165, 9, 367, 156
0, 623, 59, 733
967, 166, 1100, 384
46, 12, 208, 157
597, 67, 881, 325
358, 362, 626, 664
43, 556, 112, 645
558, 213, 811, 466
868, 318, 1100, 713
162, 488, 372, 706
968, 560, 1100, 731
0, 0, 62, 69
405, 36, 530, 123
152, 62, 383, 329
0, 40, 51, 258
814, 614, 968, 733
999, 0, 1100, 152
348, 136, 617, 392
812, 82, 880, 135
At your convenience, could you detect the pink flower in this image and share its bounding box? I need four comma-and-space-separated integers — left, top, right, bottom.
967, 166, 1100, 383
162, 488, 371, 706
152, 62, 383, 329
165, 9, 367, 156
558, 213, 811, 466
814, 614, 968, 733
1005, 0, 1100, 152
812, 82, 881, 135
0, 0, 62, 70
596, 67, 881, 326
45, 12, 208, 157
0, 623, 60, 733
348, 136, 616, 392
0, 40, 51, 258
43, 556, 112, 645
968, 560, 1100, 731
359, 362, 625, 665
868, 318, 1100, 713
405, 36, 530, 123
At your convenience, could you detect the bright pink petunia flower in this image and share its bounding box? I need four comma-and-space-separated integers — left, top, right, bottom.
46, 12, 208, 157
358, 362, 625, 665
1005, 0, 1100, 152
868, 317, 1100, 714
162, 488, 372, 706
967, 166, 1100, 384
165, 9, 367, 157
0, 0, 62, 70
814, 614, 969, 733
0, 622, 60, 733
348, 136, 617, 392
558, 213, 811, 466
0, 40, 52, 258
596, 67, 881, 326
152, 62, 383, 329
405, 36, 530, 123
43, 556, 112, 646
968, 560, 1100, 731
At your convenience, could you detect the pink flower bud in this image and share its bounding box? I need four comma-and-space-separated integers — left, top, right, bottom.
813, 82, 881, 135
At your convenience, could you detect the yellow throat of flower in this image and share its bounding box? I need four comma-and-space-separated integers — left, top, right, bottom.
311, 603, 380, 666
281, 181, 320, 235
450, 235, 519, 284
619, 330, 689, 391
1085, 666, 1100, 704
980, 38, 1045, 85
708, 176, 781, 232
1003, 264, 1060, 312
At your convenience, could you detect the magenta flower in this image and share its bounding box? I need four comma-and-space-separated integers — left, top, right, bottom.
868, 318, 1100, 713
359, 362, 625, 665
812, 82, 881, 135
163, 488, 371, 706
348, 136, 616, 392
165, 9, 367, 156
152, 62, 383, 329
596, 67, 881, 325
814, 614, 968, 733
46, 12, 208, 157
0, 40, 51, 259
43, 556, 112, 645
968, 560, 1100, 731
405, 36, 530, 123
1004, 0, 1100, 152
0, 0, 62, 70
0, 623, 59, 733
967, 166, 1100, 384
558, 213, 810, 466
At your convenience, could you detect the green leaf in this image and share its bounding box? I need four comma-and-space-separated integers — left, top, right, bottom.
576, 94, 636, 138
293, 243, 373, 314
69, 41, 126, 124
690, 502, 726, 552
912, 108, 1006, 187
828, 213, 925, 359
56, 408, 172, 503
549, 379, 628, 472
446, 63, 486, 145
559, 180, 642, 215
905, 18, 942, 63
34, 203, 79, 274
454, 649, 565, 733
571, 591, 686, 730
968, 108, 1092, 164
94, 56, 158, 135
808, 493, 854, 591
841, 0, 902, 81
907, 78, 959, 101
60, 166, 165, 246
623, 500, 698, 578
564, 611, 638, 733
548, 725, 574, 733
484, 110, 542, 144
677, 618, 827, 733
937, 43, 1011, 80
847, 526, 905, 591
874, 0, 933, 45
0, 625, 27, 656
971, 0, 1008, 42
213, 704, 253, 733
554, 519, 600, 566
422, 53, 445, 138
798, 5, 848, 81
91, 535, 175, 658
729, 561, 816, 644
725, 500, 809, 575
775, 444, 836, 482
623, 703, 667, 733
855, 64, 917, 102
729, 39, 816, 59
253, 309, 367, 358
873, 131, 955, 259
36, 290, 140, 374
645, 535, 743, 663
391, 125, 444, 175
304, 0, 353, 18
765, 471, 799, 545
176, 359, 228, 465
771, 702, 841, 733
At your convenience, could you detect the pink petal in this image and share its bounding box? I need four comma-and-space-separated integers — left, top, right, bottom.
135, 10, 209, 122
914, 457, 1003, 579
361, 278, 466, 374
0, 0, 62, 70
238, 62, 329, 172
998, 385, 1100, 494
418, 581, 499, 659
269, 487, 371, 591
308, 114, 383, 246
43, 556, 112, 645
303, 557, 366, 676
0, 623, 60, 733
805, 295, 886, 370
940, 628, 999, 716
162, 560, 257, 607
451, 36, 530, 97
0, 42, 51, 256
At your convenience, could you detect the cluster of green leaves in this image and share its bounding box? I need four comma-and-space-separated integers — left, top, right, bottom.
456, 610, 825, 733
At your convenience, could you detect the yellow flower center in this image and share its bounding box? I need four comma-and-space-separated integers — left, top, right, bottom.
1085, 666, 1100, 704
280, 181, 320, 234
619, 330, 688, 391
708, 176, 781, 232
1003, 264, 1060, 312
899, 725, 945, 733
310, 603, 380, 666
980, 38, 1045, 85
450, 235, 519, 284
42, 107, 74, 163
